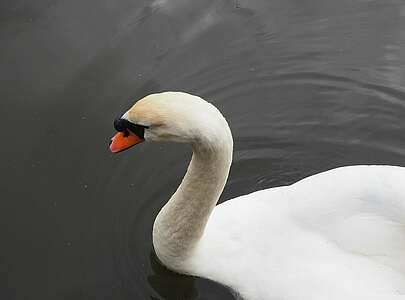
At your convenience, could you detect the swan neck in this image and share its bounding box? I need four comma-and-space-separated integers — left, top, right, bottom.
153, 130, 233, 272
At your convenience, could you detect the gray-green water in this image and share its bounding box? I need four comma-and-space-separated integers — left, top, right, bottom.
1, 0, 405, 299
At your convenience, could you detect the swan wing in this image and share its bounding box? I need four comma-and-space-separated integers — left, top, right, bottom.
289, 165, 405, 273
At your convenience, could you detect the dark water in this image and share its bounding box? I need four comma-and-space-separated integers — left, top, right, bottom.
1, 0, 405, 299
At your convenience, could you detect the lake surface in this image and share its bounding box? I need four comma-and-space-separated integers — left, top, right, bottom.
1, 0, 405, 299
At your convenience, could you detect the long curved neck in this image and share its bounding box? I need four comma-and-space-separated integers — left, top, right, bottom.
153, 126, 233, 272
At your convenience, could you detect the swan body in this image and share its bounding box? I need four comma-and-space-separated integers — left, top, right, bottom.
110, 92, 405, 300
191, 166, 405, 300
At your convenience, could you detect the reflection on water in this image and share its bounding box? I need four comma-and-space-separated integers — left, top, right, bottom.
1, 0, 405, 299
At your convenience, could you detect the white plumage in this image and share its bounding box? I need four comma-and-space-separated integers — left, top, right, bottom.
116, 92, 405, 300
193, 166, 405, 299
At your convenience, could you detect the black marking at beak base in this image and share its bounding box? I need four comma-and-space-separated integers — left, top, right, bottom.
113, 118, 148, 139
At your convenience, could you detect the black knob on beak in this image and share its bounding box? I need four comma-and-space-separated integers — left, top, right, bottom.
114, 118, 130, 137
114, 118, 125, 132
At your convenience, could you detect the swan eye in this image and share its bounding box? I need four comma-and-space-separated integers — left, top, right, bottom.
113, 118, 149, 138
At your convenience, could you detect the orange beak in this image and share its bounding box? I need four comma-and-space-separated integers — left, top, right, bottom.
109, 131, 143, 153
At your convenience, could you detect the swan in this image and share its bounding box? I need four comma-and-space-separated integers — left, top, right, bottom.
109, 91, 405, 300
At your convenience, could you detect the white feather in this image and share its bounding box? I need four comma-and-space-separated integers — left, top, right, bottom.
192, 166, 405, 299
124, 92, 405, 300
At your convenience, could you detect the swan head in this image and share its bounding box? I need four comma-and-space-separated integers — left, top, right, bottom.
109, 91, 231, 153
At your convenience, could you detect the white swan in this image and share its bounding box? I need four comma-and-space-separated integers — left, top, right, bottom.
110, 91, 405, 300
